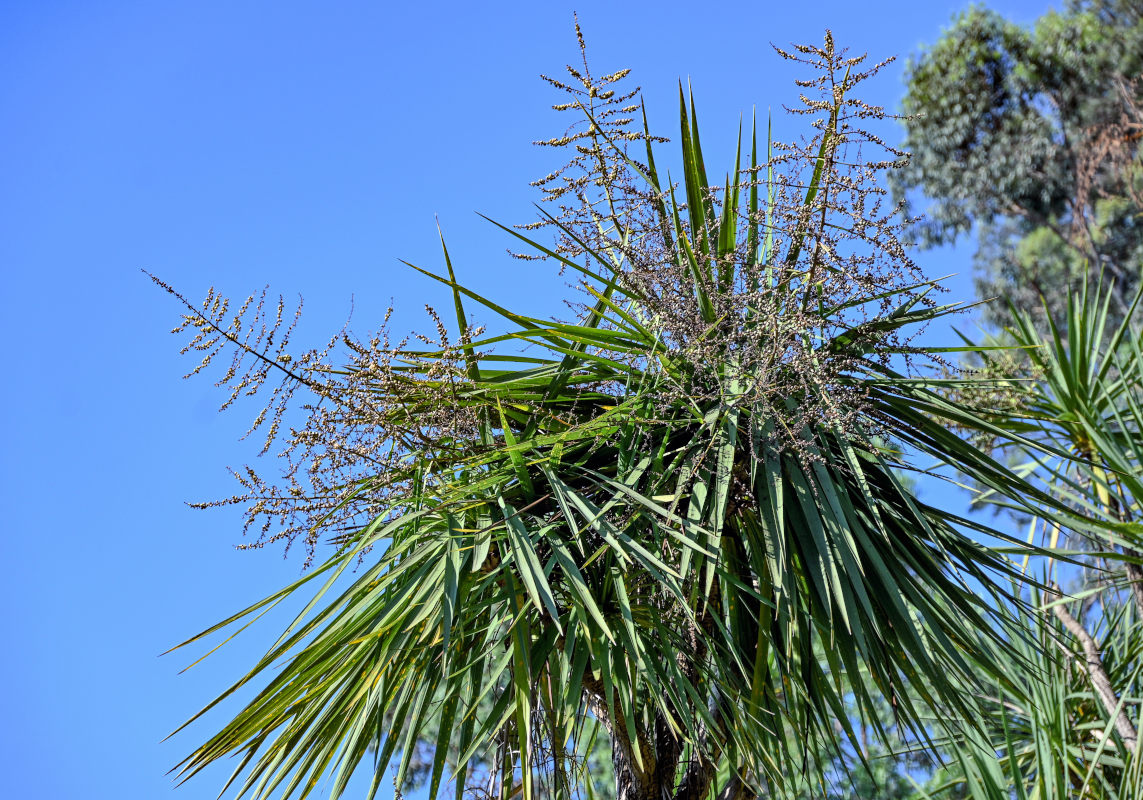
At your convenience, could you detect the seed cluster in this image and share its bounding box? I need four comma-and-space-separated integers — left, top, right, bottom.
525, 31, 939, 462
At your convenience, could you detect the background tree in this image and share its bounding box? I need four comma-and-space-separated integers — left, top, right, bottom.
893, 0, 1143, 330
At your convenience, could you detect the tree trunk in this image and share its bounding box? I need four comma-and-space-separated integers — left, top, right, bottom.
1050, 585, 1137, 753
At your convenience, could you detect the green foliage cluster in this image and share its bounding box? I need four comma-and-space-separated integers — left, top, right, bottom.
917, 281, 1143, 799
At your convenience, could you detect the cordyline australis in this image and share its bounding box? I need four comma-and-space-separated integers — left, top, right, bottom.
154, 28, 1085, 800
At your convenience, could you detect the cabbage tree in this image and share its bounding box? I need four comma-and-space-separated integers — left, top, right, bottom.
158, 32, 1083, 800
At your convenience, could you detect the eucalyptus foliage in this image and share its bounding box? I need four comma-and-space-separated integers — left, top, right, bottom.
894, 0, 1143, 331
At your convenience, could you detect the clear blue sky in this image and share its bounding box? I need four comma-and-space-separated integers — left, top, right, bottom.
0, 1, 1055, 797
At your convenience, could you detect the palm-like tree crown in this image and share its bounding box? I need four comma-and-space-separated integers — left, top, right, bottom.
160, 32, 1084, 800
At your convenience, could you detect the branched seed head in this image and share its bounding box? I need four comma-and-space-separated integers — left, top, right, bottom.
151, 272, 485, 563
